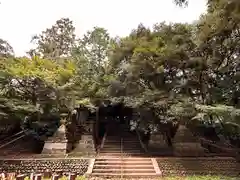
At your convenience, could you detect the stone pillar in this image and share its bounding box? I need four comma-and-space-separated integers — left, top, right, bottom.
77, 107, 89, 126
42, 113, 72, 154
95, 107, 100, 146
173, 125, 205, 156
147, 132, 174, 156
74, 120, 96, 155
75, 107, 91, 140
236, 151, 240, 162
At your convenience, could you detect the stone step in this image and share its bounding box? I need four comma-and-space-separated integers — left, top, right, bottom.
108, 132, 136, 135
104, 142, 139, 144
95, 157, 152, 160
106, 137, 137, 139
92, 168, 155, 173
99, 153, 144, 156
101, 146, 140, 149
100, 150, 143, 153
100, 149, 144, 152
101, 148, 143, 151
104, 140, 139, 144
94, 160, 152, 164
99, 150, 143, 152
101, 146, 142, 149
104, 139, 139, 142
103, 143, 140, 145
93, 164, 154, 168
91, 172, 157, 177
102, 146, 142, 149
105, 140, 140, 143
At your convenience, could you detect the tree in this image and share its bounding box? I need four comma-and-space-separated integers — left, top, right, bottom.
72, 27, 113, 100
1, 56, 76, 116
105, 0, 240, 146
0, 0, 239, 149
0, 38, 14, 57
174, 0, 188, 7
29, 18, 76, 58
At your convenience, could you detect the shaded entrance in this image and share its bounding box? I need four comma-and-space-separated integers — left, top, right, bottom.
97, 101, 134, 139
68, 101, 135, 155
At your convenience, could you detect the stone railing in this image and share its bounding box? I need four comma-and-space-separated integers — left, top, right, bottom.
135, 129, 148, 153
0, 123, 21, 140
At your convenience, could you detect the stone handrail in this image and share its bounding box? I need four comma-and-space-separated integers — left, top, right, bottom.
200, 137, 240, 153
136, 129, 148, 153
85, 158, 95, 177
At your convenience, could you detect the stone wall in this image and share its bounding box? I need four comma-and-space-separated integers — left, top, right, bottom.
0, 159, 89, 174
157, 157, 240, 177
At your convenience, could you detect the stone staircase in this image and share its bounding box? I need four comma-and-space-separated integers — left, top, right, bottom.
91, 123, 160, 178
92, 158, 158, 178
99, 132, 145, 157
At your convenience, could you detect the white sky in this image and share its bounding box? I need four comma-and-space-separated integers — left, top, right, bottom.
0, 0, 206, 56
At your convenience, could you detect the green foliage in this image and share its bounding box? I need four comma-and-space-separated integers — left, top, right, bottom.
195, 104, 240, 125
5, 57, 75, 86
72, 27, 113, 101
29, 18, 76, 58
0, 56, 77, 120
0, 38, 14, 57
168, 101, 197, 119
0, 0, 239, 140
174, 0, 188, 7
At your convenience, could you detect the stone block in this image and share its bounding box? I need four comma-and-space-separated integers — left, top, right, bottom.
173, 142, 205, 157
42, 141, 72, 154
149, 133, 167, 147
42, 125, 72, 154
74, 134, 96, 154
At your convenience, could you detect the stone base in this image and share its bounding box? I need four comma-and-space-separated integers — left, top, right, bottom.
42, 141, 72, 154
173, 142, 205, 157
149, 133, 167, 148
41, 124, 72, 154
236, 153, 240, 162
147, 133, 173, 156
74, 134, 96, 155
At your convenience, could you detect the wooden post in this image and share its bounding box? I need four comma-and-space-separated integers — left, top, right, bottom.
55, 170, 63, 176
0, 173, 6, 180
34, 174, 42, 180
16, 174, 27, 180
7, 173, 15, 180
51, 173, 60, 180
30, 173, 34, 180
68, 173, 77, 180
43, 170, 51, 178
